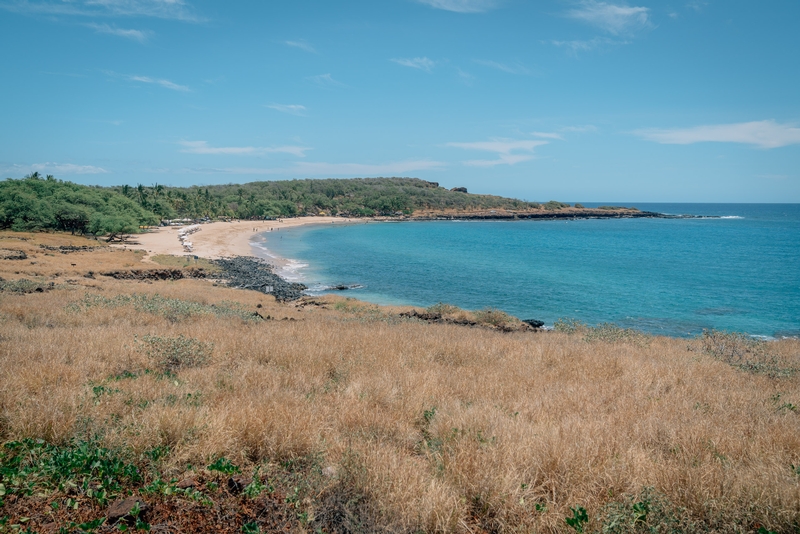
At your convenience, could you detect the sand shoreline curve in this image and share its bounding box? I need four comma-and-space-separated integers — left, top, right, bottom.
112, 217, 348, 260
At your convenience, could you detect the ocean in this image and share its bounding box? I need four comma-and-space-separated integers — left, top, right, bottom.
253, 204, 800, 338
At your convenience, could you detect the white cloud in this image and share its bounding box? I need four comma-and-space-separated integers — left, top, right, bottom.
531, 131, 564, 140
2, 162, 108, 176
127, 74, 189, 91
415, 0, 499, 13
550, 37, 626, 54
307, 73, 345, 87
473, 59, 529, 74
447, 139, 548, 166
179, 141, 309, 157
686, 1, 709, 13
85, 22, 152, 42
566, 1, 651, 35
391, 57, 435, 72
185, 159, 444, 176
3, 0, 201, 22
265, 104, 307, 116
635, 120, 800, 149
284, 40, 316, 53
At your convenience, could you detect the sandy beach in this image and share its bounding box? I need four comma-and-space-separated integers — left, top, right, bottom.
114, 217, 347, 260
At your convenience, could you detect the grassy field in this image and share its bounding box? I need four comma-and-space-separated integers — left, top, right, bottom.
1, 231, 799, 533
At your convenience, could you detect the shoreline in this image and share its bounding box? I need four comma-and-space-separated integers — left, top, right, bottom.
111, 217, 351, 260
115, 208, 699, 261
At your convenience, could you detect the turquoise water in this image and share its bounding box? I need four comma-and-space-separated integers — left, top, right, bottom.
255, 204, 800, 338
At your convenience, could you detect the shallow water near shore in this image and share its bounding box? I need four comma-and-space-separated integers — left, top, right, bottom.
255, 203, 800, 338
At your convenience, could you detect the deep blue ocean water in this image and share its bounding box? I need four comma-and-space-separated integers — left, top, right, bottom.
254, 204, 800, 338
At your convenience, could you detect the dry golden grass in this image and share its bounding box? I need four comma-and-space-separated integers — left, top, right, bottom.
1, 231, 799, 532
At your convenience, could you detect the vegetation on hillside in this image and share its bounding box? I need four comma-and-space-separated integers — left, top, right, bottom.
0, 173, 157, 235
1, 231, 799, 533
109, 177, 543, 219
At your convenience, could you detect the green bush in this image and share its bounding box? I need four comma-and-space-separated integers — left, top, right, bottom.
136, 334, 213, 372
697, 329, 795, 377
426, 302, 462, 316
473, 308, 514, 327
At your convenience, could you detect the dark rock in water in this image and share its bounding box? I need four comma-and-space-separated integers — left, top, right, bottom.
522, 319, 545, 328
329, 284, 363, 291
214, 256, 307, 302
227, 475, 253, 494
107, 496, 148, 524
450, 187, 468, 193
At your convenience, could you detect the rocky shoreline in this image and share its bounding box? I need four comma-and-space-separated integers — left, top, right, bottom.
405, 208, 709, 221
213, 256, 308, 302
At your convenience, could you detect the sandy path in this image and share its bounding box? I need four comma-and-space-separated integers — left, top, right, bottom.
114, 217, 347, 259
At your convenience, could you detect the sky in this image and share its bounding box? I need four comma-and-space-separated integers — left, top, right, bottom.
1, 0, 799, 202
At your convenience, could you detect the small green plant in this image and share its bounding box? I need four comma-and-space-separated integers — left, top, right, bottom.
242, 522, 261, 534
136, 334, 213, 372
566, 506, 589, 533
0, 438, 140, 507
207, 456, 240, 475
244, 475, 268, 498
598, 487, 692, 533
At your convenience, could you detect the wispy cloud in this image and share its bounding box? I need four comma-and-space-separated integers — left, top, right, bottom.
179, 141, 310, 157
391, 57, 435, 72
2, 0, 202, 22
531, 132, 564, 140
635, 120, 800, 149
456, 67, 474, 84
686, 1, 709, 13
126, 74, 189, 92
307, 73, 345, 87
265, 104, 307, 116
184, 159, 444, 176
85, 22, 152, 42
284, 39, 316, 53
550, 37, 626, 54
2, 162, 108, 176
473, 59, 529, 74
415, 0, 500, 13
447, 139, 548, 166
566, 1, 651, 35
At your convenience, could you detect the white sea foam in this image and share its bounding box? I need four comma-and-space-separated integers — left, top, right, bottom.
278, 259, 309, 282
720, 215, 744, 219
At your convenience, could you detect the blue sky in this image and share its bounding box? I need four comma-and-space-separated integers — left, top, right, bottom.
1, 0, 799, 202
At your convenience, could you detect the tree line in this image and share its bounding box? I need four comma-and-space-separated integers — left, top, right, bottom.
1, 175, 550, 235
